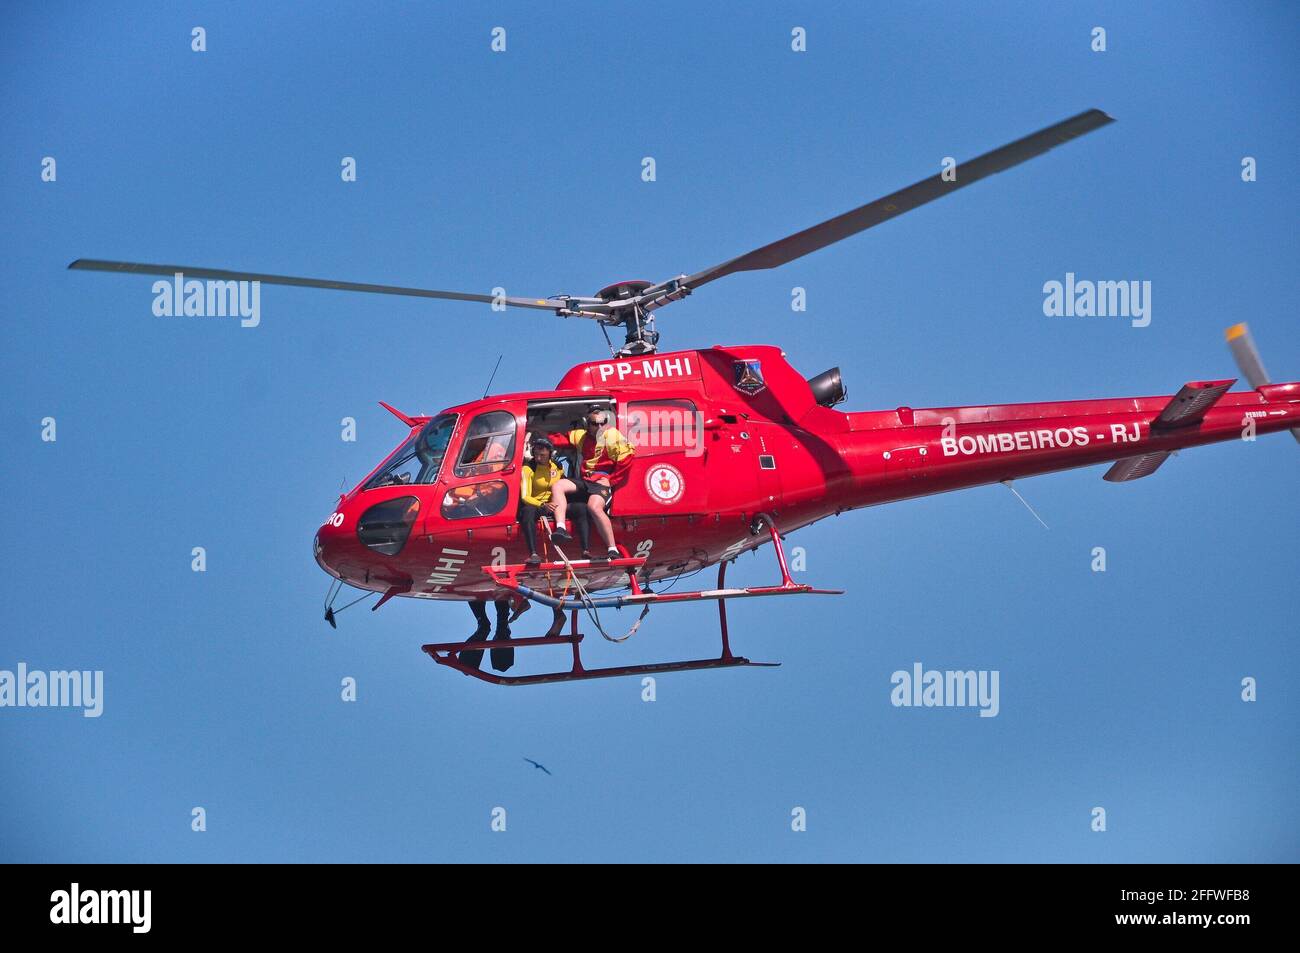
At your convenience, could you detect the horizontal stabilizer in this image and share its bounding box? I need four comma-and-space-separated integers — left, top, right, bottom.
1103, 451, 1172, 483
1153, 379, 1234, 429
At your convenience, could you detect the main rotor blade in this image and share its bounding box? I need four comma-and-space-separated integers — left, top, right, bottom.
681, 109, 1114, 290
1225, 322, 1270, 389
67, 259, 581, 312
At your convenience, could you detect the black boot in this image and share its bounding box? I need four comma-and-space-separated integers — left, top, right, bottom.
459, 601, 491, 670
491, 599, 515, 672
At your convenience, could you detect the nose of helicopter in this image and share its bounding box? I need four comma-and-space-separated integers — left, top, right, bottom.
314, 530, 330, 572
314, 505, 350, 578
316, 493, 426, 582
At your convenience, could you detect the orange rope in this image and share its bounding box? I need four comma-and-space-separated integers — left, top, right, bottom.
538, 517, 574, 603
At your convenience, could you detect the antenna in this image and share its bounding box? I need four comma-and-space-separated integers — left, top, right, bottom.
482, 354, 503, 398
1000, 480, 1050, 530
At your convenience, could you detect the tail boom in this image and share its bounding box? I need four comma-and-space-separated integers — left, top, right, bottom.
833, 382, 1300, 505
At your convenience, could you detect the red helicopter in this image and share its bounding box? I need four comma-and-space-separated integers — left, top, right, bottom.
70, 109, 1299, 685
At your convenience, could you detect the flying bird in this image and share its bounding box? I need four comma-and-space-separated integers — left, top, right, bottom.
523, 758, 552, 776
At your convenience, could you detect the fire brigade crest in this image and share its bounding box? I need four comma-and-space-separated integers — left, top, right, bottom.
733, 359, 766, 395
645, 463, 685, 505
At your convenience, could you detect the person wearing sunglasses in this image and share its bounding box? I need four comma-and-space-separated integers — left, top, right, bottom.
546, 406, 636, 561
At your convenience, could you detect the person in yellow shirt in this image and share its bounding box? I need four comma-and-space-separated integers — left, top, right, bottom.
547, 407, 635, 561
518, 437, 588, 565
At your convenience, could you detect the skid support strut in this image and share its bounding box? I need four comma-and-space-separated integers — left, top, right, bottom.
421, 519, 841, 685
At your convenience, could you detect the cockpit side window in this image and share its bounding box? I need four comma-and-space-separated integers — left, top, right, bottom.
455, 411, 517, 477
365, 414, 458, 489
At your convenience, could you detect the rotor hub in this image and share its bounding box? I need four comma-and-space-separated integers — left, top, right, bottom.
595, 279, 654, 302
596, 280, 660, 355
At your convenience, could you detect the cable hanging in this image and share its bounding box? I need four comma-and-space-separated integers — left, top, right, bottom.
541, 517, 649, 642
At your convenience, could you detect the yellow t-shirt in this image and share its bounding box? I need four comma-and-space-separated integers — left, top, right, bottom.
521, 460, 565, 507
565, 426, 636, 480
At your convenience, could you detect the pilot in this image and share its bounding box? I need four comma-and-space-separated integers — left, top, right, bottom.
547, 406, 636, 561
518, 437, 588, 565
467, 433, 509, 471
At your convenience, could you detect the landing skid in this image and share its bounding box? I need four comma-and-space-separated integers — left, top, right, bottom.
420, 521, 843, 686
421, 611, 778, 686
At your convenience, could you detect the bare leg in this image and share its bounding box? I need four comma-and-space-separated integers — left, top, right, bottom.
550, 478, 577, 531
587, 495, 616, 550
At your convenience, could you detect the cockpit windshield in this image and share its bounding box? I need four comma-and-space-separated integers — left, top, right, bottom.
365, 414, 457, 489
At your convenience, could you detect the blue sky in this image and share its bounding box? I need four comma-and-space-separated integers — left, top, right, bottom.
1, 2, 1295, 862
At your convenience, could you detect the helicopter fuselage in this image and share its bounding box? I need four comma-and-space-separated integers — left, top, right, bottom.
313, 343, 1300, 602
